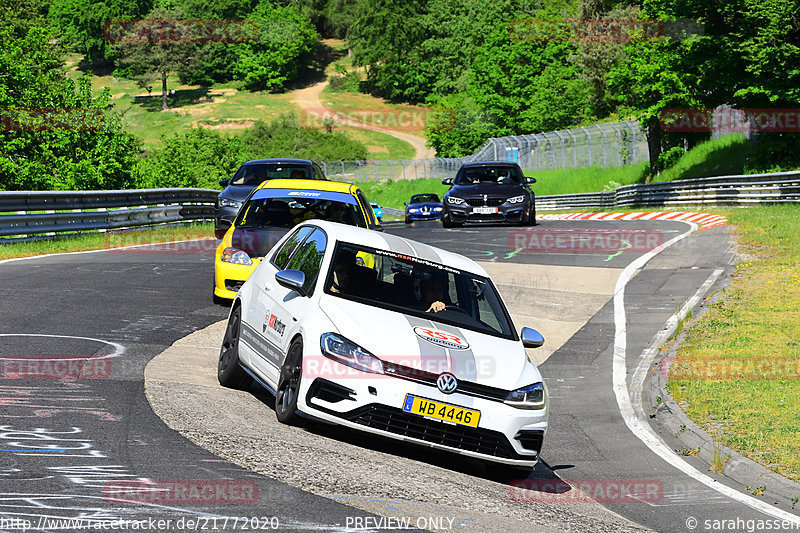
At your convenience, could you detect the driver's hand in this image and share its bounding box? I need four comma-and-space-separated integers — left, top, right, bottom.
426, 301, 445, 313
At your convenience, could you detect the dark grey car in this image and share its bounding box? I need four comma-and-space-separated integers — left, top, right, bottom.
441, 162, 536, 227
214, 159, 327, 238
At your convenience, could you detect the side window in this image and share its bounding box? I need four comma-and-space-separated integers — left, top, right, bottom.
286, 229, 328, 294
271, 226, 313, 269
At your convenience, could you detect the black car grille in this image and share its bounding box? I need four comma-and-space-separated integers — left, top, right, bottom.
338, 404, 525, 459
466, 198, 504, 207
382, 361, 507, 402
225, 279, 245, 292
467, 213, 506, 222
515, 430, 544, 454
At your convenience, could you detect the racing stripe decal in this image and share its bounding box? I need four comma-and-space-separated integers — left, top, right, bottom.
378, 232, 417, 257
432, 321, 478, 383
403, 315, 450, 399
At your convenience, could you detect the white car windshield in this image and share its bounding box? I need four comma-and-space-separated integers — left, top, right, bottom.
324, 242, 516, 340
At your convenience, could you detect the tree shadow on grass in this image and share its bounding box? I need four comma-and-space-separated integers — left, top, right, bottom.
284, 40, 347, 91
130, 87, 212, 111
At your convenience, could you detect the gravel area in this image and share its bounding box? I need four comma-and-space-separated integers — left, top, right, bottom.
145, 321, 650, 533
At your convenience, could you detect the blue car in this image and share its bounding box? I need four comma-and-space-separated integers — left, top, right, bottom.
370, 202, 383, 224
404, 193, 443, 223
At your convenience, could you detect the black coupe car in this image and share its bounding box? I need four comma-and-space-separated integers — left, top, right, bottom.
441, 162, 536, 227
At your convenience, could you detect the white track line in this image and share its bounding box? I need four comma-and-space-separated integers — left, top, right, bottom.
0, 238, 214, 266
0, 333, 125, 358
611, 222, 800, 523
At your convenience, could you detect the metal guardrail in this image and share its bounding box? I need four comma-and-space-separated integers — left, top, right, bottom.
536, 172, 800, 211
0, 189, 219, 241
2, 171, 797, 241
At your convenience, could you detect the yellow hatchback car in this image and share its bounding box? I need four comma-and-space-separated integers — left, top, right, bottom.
214, 179, 380, 303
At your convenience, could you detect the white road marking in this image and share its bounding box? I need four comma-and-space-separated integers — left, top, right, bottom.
611, 221, 800, 523
0, 334, 125, 358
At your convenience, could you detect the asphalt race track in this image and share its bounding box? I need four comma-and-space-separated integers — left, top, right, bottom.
1, 218, 799, 532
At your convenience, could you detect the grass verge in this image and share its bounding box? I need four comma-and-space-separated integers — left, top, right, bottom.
357, 178, 451, 209
522, 162, 648, 196
668, 204, 800, 482
0, 223, 214, 260
657, 135, 753, 182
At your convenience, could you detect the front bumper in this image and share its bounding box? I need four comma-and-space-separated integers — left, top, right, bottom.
445, 203, 530, 224
214, 258, 259, 300
296, 360, 547, 466
406, 211, 443, 222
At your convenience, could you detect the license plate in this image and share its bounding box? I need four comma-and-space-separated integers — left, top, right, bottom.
402, 394, 480, 428
473, 207, 498, 214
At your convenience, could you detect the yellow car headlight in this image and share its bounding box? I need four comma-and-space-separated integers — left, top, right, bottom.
220, 247, 252, 265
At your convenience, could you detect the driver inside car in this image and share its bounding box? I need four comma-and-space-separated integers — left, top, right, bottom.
419, 277, 449, 313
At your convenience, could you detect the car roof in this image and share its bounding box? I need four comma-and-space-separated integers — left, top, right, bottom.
311, 221, 487, 277
459, 161, 521, 168
242, 158, 313, 165
255, 179, 356, 194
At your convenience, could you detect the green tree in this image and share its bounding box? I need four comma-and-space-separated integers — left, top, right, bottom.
348, 0, 431, 102
49, 0, 153, 67
0, 25, 140, 191
136, 128, 242, 189
239, 114, 368, 161
231, 1, 318, 91
607, 0, 800, 174
113, 7, 199, 110
426, 95, 505, 158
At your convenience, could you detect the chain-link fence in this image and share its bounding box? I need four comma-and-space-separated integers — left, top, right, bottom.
319, 120, 649, 183
469, 120, 648, 170
319, 159, 463, 182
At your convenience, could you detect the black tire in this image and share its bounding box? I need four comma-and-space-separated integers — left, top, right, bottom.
405, 216, 411, 224
275, 338, 303, 425
442, 213, 461, 228
530, 204, 537, 226
218, 305, 253, 389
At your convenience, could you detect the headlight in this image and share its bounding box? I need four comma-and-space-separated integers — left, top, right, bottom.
507, 195, 526, 204
220, 247, 252, 265
446, 196, 464, 205
504, 382, 547, 409
218, 198, 241, 209
320, 333, 384, 374
434, 206, 443, 212
408, 208, 419, 213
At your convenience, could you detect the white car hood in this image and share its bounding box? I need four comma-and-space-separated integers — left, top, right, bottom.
319, 296, 541, 391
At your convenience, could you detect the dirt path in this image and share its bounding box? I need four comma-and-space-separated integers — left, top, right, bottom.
291, 79, 436, 160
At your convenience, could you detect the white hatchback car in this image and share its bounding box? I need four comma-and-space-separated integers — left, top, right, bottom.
218, 221, 549, 466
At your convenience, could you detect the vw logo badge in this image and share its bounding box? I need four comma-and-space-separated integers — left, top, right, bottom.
437, 372, 458, 394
